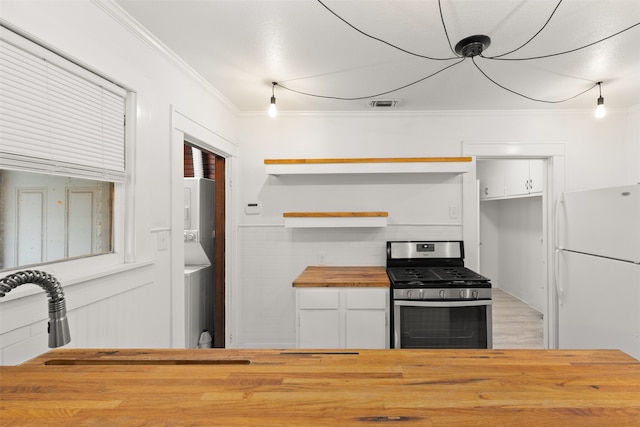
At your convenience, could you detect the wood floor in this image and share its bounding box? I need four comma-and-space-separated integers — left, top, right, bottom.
492, 288, 544, 349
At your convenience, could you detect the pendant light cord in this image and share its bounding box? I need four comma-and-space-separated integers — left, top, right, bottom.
316, 0, 457, 61
273, 0, 639, 104
276, 58, 465, 101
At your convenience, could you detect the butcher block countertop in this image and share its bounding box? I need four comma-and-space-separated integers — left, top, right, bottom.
2, 348, 639, 426
292, 266, 390, 287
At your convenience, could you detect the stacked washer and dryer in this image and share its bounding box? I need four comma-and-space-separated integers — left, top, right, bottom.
183, 177, 215, 348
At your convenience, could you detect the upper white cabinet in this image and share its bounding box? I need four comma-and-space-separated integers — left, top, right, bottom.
265, 157, 472, 175
504, 159, 543, 197
477, 160, 506, 199
478, 159, 543, 200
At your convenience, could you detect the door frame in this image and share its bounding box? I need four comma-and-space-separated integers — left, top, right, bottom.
170, 108, 238, 348
462, 142, 565, 349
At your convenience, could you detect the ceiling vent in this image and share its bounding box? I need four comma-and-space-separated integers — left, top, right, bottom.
370, 100, 399, 108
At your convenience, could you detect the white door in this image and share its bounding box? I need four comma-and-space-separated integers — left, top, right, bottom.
345, 289, 388, 349
504, 159, 531, 197
560, 185, 640, 262
558, 250, 640, 360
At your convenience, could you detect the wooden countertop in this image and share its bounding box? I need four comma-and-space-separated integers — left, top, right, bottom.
292, 266, 390, 288
2, 348, 639, 426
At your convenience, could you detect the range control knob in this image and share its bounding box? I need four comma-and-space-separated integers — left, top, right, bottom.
472, 290, 479, 299
459, 290, 466, 298
439, 290, 446, 299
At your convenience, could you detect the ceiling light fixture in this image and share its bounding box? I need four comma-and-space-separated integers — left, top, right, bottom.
268, 82, 277, 118
595, 82, 606, 118
454, 35, 491, 58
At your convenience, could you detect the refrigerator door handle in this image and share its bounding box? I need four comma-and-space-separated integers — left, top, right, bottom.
555, 248, 563, 306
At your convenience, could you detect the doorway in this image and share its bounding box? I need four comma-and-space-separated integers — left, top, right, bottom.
184, 143, 226, 348
462, 142, 566, 349
477, 159, 545, 313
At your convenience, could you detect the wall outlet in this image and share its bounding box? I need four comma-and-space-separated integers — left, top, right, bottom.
449, 205, 459, 219
317, 253, 326, 265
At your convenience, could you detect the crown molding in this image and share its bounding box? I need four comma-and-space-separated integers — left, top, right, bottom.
94, 0, 239, 115
238, 108, 633, 119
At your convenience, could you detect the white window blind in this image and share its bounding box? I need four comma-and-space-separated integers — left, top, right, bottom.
0, 27, 127, 182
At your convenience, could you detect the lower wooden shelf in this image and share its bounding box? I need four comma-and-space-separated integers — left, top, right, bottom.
283, 212, 388, 228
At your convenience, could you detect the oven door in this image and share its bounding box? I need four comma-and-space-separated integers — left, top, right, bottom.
393, 300, 492, 349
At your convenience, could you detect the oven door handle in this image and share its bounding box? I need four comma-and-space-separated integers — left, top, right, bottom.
394, 300, 492, 308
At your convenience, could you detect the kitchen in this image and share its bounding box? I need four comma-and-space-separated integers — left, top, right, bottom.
1, 1, 640, 423
1, 0, 640, 399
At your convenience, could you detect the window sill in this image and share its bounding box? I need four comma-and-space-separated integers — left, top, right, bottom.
0, 258, 154, 303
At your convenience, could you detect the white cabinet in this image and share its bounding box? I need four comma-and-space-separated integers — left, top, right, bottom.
504, 159, 543, 197
478, 159, 543, 200
296, 288, 389, 349
477, 160, 506, 199
297, 289, 341, 348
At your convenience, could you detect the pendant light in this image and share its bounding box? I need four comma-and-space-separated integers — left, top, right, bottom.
595, 82, 606, 119
268, 82, 278, 118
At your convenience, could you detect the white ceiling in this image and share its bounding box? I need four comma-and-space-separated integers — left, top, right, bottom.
114, 0, 640, 113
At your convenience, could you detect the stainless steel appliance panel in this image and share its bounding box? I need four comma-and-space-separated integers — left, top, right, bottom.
387, 240, 493, 350
388, 241, 462, 260
394, 300, 492, 349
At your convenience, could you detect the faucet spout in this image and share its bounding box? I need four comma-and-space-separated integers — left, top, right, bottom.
0, 270, 71, 348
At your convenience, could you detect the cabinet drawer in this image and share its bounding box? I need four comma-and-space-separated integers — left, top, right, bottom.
345, 289, 388, 309
298, 290, 340, 309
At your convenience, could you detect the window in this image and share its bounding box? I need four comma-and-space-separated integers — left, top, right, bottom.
0, 25, 126, 271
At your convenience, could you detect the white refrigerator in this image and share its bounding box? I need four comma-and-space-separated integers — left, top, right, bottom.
556, 184, 640, 360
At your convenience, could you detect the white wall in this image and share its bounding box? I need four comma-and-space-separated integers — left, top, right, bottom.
235, 113, 467, 347
628, 107, 640, 185
2, 1, 639, 360
480, 196, 545, 312
0, 0, 238, 364
235, 110, 639, 347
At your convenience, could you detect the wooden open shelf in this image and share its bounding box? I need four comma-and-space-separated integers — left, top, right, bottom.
265, 157, 472, 175
283, 211, 388, 228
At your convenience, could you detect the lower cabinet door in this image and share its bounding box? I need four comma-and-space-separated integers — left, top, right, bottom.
298, 309, 341, 348
345, 310, 387, 349
296, 288, 389, 349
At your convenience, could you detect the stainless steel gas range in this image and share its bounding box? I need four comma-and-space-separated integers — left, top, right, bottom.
386, 241, 492, 349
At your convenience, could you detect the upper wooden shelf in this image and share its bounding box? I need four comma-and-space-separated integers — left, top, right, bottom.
264, 157, 472, 175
